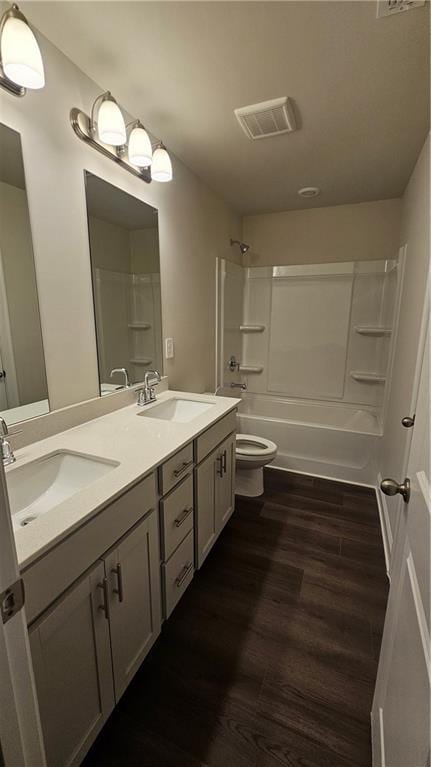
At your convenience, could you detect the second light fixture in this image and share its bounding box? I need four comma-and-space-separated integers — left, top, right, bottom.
90, 90, 172, 182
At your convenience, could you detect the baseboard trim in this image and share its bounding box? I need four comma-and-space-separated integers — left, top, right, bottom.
266, 464, 375, 489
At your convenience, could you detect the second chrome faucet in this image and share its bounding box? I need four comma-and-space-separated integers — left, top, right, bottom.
136, 370, 161, 406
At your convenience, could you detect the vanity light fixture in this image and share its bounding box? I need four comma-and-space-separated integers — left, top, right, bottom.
71, 93, 172, 184
128, 121, 153, 167
91, 91, 126, 146
0, 3, 45, 97
151, 143, 173, 183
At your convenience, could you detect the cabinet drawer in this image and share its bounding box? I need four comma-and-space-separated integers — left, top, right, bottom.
162, 530, 194, 618
159, 442, 194, 495
23, 473, 156, 624
195, 410, 237, 464
161, 474, 194, 561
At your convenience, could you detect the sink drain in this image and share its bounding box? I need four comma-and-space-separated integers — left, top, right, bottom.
21, 516, 37, 527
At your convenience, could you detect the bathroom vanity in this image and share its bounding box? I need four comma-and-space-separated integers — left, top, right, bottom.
9, 391, 239, 767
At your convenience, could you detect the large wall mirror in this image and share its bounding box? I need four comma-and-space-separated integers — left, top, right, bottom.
84, 172, 163, 395
0, 124, 49, 425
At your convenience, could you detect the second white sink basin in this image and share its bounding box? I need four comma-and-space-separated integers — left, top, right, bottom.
139, 398, 214, 423
8, 450, 119, 530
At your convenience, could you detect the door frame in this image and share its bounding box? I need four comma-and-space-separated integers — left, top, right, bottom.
0, 460, 46, 766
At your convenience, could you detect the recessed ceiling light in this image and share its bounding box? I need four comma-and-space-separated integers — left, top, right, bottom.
298, 186, 320, 198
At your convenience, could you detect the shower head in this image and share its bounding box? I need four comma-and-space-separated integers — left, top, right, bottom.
230, 238, 250, 255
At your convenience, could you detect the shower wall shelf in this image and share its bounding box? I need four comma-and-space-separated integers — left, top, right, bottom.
130, 357, 153, 365
128, 322, 151, 330
239, 365, 264, 374
350, 372, 386, 384
240, 324, 266, 333
355, 326, 392, 337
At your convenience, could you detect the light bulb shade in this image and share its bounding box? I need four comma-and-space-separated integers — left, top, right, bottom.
1, 14, 45, 89
151, 145, 172, 182
97, 96, 126, 146
128, 125, 152, 167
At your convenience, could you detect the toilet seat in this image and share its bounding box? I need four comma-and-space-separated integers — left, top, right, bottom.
236, 434, 277, 461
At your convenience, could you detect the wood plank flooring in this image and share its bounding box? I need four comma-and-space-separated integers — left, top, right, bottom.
82, 468, 388, 767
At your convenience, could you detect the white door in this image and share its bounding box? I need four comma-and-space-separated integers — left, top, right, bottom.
0, 461, 46, 766
372, 312, 430, 766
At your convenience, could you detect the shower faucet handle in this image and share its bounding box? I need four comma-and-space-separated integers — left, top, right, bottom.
228, 355, 240, 372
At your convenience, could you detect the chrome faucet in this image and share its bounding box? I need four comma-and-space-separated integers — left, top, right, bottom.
0, 417, 17, 466
110, 367, 130, 388
136, 370, 161, 406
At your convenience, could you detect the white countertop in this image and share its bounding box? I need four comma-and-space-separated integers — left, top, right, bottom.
10, 390, 240, 569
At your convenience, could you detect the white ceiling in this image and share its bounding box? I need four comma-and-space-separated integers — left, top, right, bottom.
25, 1, 430, 215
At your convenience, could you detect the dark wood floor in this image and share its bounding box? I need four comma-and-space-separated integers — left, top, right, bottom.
82, 468, 389, 767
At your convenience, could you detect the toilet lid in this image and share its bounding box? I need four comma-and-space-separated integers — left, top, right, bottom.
236, 434, 277, 456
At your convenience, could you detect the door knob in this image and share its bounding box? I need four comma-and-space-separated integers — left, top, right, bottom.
380, 477, 411, 503
401, 415, 415, 428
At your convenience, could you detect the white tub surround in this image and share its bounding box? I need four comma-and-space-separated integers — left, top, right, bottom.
237, 394, 381, 485
9, 390, 240, 568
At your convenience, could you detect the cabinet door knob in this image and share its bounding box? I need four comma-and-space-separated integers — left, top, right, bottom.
216, 454, 223, 477
97, 578, 110, 620
111, 563, 124, 603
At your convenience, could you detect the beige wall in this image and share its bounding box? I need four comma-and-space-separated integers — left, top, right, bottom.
88, 217, 131, 274
0, 182, 47, 406
242, 198, 402, 267
0, 31, 241, 411
379, 136, 430, 489
130, 229, 160, 275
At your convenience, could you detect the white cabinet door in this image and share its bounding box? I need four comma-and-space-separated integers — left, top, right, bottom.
29, 562, 114, 767
106, 512, 161, 701
195, 449, 217, 568
196, 432, 236, 569
372, 315, 430, 766
215, 433, 235, 532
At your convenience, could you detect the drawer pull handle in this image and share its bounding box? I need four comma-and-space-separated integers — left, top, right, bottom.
175, 561, 193, 588
174, 506, 193, 528
173, 459, 193, 478
111, 563, 124, 603
222, 449, 227, 475
97, 578, 110, 620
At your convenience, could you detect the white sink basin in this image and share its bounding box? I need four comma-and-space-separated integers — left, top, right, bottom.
8, 451, 119, 531
139, 398, 214, 423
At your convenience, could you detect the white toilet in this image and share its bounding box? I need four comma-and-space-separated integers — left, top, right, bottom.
235, 434, 278, 497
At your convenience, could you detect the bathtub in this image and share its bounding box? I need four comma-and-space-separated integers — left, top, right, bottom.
237, 394, 382, 486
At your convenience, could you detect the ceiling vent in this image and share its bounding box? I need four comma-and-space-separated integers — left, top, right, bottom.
377, 0, 425, 18
234, 97, 296, 140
